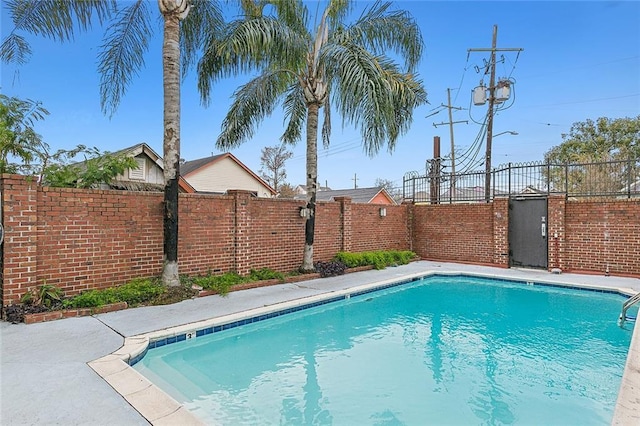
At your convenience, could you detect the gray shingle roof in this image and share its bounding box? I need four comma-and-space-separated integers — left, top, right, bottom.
309, 186, 393, 204
180, 154, 225, 175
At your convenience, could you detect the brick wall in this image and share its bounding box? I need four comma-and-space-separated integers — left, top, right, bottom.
411, 202, 499, 265
0, 175, 413, 305
2, 173, 639, 306
563, 199, 640, 276
178, 192, 235, 275
350, 203, 410, 253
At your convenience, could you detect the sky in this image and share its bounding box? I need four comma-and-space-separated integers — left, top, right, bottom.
2, 1, 639, 192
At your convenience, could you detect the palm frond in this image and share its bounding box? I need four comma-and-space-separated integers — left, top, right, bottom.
322, 98, 331, 148
337, 1, 423, 71
270, 0, 308, 35
180, 0, 225, 77
323, 42, 426, 156
198, 16, 308, 105
281, 84, 307, 145
326, 0, 351, 30
98, 0, 152, 117
217, 71, 294, 149
0, 33, 31, 65
1, 0, 116, 65
239, 0, 267, 18
5, 0, 115, 41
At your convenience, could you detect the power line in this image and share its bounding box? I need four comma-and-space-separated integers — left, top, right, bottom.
433, 88, 468, 190
468, 25, 523, 201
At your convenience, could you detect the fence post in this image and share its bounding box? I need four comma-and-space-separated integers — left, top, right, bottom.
628, 158, 633, 199
491, 168, 495, 202
546, 162, 550, 195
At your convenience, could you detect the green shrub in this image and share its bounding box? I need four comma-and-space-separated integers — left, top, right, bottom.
333, 250, 417, 270
20, 283, 64, 308
334, 252, 361, 268
63, 278, 164, 308
193, 272, 247, 296
248, 268, 285, 282
112, 278, 164, 305
63, 289, 117, 308
192, 269, 286, 296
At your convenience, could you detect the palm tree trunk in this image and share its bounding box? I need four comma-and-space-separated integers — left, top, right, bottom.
301, 102, 319, 272
160, 10, 181, 286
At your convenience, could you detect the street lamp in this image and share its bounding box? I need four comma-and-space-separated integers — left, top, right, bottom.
494, 131, 518, 137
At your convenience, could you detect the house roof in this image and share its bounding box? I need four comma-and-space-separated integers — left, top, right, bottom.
302, 186, 397, 205
180, 153, 225, 175
294, 184, 331, 194
112, 143, 196, 193
181, 152, 276, 195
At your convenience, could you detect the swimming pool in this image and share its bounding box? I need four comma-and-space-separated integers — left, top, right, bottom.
132, 275, 634, 425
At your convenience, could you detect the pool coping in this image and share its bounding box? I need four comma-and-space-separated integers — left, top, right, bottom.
88, 270, 640, 425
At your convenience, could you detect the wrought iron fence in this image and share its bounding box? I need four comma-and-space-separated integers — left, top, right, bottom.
403, 159, 640, 203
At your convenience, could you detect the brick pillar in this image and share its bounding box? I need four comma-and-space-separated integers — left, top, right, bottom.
492, 197, 509, 267
334, 196, 352, 253
229, 190, 253, 275
1, 174, 38, 306
547, 195, 566, 272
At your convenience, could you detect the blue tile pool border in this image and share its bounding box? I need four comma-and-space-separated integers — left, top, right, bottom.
128, 272, 633, 366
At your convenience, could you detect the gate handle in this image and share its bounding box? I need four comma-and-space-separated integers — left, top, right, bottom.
541, 223, 546, 238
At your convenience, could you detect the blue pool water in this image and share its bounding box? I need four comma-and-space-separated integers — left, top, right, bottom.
133, 275, 634, 425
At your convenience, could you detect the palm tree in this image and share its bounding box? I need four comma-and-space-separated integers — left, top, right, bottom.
2, 0, 224, 286
0, 94, 49, 174
197, 0, 427, 271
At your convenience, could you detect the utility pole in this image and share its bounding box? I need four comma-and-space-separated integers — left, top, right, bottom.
429, 136, 442, 204
433, 88, 467, 196
352, 173, 358, 189
468, 25, 523, 202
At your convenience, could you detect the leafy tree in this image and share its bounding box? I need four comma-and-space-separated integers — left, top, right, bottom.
277, 182, 296, 198
375, 177, 402, 203
198, 0, 427, 271
543, 116, 640, 195
0, 94, 49, 174
2, 0, 225, 286
544, 116, 640, 163
41, 145, 137, 189
0, 95, 134, 185
259, 144, 293, 193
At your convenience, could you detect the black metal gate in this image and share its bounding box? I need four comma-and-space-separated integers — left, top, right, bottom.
509, 197, 548, 269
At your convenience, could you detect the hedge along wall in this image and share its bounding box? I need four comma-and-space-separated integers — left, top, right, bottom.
0, 175, 412, 305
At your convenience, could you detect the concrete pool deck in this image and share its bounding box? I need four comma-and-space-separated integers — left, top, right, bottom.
1, 260, 639, 425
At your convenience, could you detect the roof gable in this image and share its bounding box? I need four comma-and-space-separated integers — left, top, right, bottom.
181, 152, 276, 195
108, 142, 195, 193
312, 186, 397, 204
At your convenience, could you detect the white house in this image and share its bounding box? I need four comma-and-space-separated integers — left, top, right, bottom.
181, 153, 276, 197
109, 143, 195, 192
